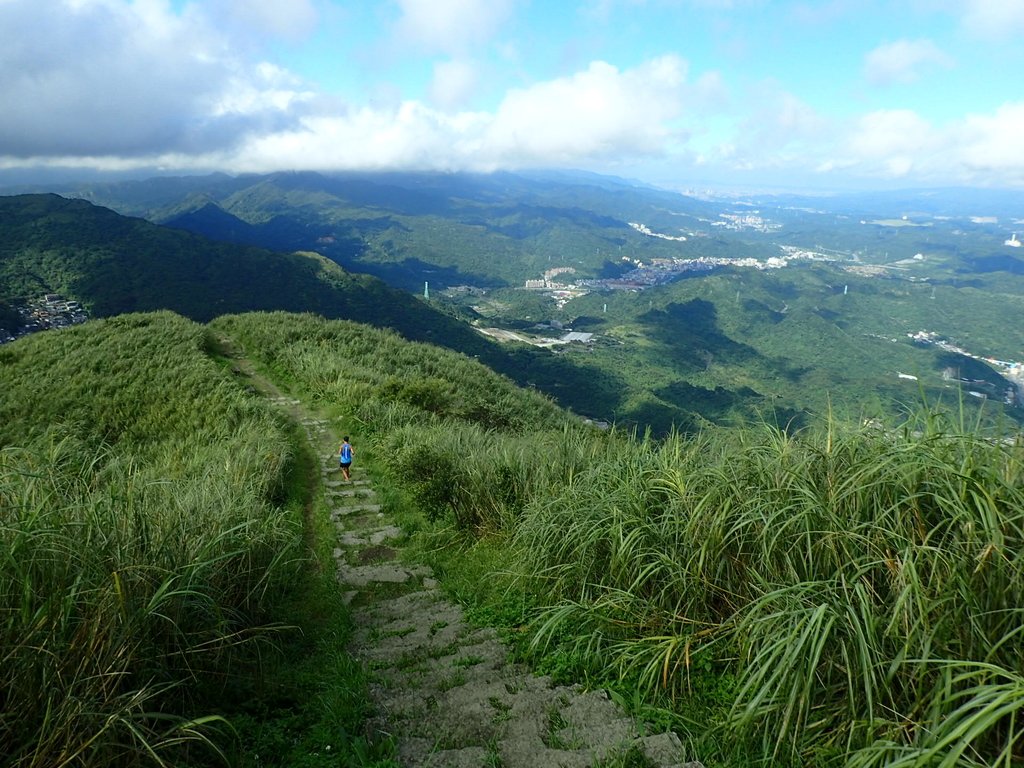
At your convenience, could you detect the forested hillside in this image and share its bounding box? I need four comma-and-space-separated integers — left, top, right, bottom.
18, 170, 725, 290
0, 194, 483, 346
0, 193, 639, 427
4, 182, 1022, 437
12, 170, 1023, 436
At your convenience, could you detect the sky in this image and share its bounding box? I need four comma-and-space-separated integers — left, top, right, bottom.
2, 0, 1024, 192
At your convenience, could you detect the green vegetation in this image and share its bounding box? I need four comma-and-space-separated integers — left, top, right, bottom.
224, 310, 1024, 767
0, 194, 492, 351
0, 193, 639, 432
0, 312, 388, 767
7, 176, 1024, 437
52, 170, 718, 291
384, 412, 1024, 766
513, 416, 1024, 766
0, 313, 298, 764
446, 263, 1024, 434
207, 311, 571, 437
6, 167, 1024, 767
4, 306, 1024, 766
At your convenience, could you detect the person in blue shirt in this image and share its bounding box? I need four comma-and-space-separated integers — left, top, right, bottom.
338, 436, 354, 481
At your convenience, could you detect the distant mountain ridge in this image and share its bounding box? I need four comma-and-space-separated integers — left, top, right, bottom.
0, 193, 635, 425
10, 170, 729, 291
0, 193, 483, 349
4, 172, 1023, 435
14, 169, 1024, 296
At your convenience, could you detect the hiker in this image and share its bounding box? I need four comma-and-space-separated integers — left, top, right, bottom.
338, 436, 354, 481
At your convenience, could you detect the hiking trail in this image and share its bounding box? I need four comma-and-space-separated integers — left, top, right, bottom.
223, 337, 703, 768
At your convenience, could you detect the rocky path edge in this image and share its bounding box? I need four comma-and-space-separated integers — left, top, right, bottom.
251, 378, 704, 768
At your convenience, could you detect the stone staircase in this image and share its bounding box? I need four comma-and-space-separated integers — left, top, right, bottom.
292, 411, 701, 768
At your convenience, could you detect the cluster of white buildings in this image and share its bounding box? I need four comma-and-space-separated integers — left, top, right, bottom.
1, 294, 89, 345
908, 330, 1023, 405
712, 212, 782, 232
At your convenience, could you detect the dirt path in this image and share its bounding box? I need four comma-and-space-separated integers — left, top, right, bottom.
223, 337, 701, 768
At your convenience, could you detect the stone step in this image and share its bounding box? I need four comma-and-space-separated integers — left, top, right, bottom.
322, 467, 368, 478
336, 562, 433, 588
331, 504, 382, 519
338, 525, 403, 547
328, 488, 376, 499
334, 514, 386, 533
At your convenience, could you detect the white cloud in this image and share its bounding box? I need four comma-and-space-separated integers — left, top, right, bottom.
202, 0, 319, 43
232, 103, 478, 172
0, 0, 307, 159
830, 109, 939, 179
690, 71, 730, 113
429, 59, 480, 110
3, 1, 1023, 191
478, 57, 688, 165
695, 96, 1024, 188
221, 56, 690, 173
392, 0, 517, 55
863, 39, 954, 87
957, 102, 1024, 178
713, 84, 828, 172
819, 104, 1024, 187
961, 0, 1024, 40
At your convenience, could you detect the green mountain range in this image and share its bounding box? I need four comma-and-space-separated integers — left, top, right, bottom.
0, 193, 627, 425
3, 169, 1023, 434
19, 170, 728, 290
0, 193, 470, 340
4, 175, 1024, 766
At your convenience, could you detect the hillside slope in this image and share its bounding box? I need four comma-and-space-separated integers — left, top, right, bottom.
0, 193, 636, 425
5, 184, 1021, 435
23, 170, 726, 290
0, 193, 488, 348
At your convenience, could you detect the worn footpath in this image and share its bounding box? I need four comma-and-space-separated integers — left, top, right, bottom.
280, 402, 703, 768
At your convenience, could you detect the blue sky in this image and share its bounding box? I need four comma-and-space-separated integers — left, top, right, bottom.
3, 0, 1024, 191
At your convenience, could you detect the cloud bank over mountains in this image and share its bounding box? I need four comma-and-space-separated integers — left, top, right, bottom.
2, 0, 1023, 190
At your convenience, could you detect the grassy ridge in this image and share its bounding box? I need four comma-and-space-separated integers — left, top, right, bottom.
385, 412, 1024, 766
208, 311, 571, 436
0, 313, 301, 766
226, 313, 1024, 766
0, 193, 642, 429
510, 417, 1024, 765
6, 309, 1023, 766
0, 194, 494, 352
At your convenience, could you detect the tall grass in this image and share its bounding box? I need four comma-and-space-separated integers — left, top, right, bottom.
209, 312, 569, 434
205, 310, 1024, 765
504, 416, 1024, 765
1, 313, 301, 766
364, 402, 1024, 766
372, 420, 616, 531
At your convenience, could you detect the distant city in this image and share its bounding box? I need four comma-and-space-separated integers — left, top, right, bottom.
1, 294, 89, 344
516, 222, 841, 310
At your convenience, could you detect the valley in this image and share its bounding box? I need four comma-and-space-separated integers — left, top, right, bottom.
7, 2, 1024, 766
3, 170, 1024, 767
3, 171, 1023, 435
